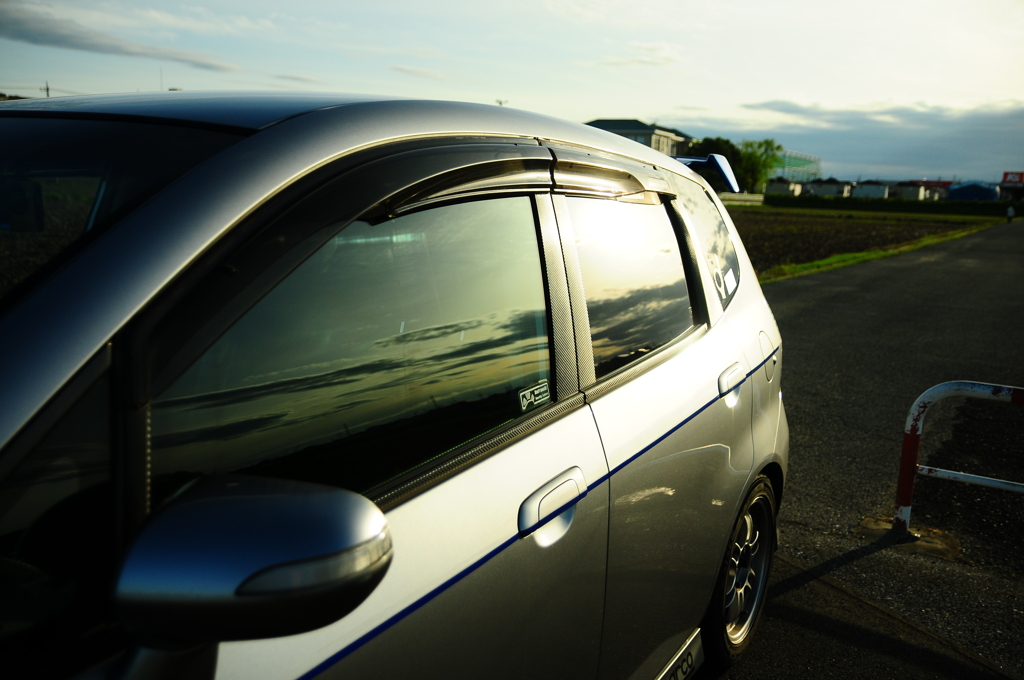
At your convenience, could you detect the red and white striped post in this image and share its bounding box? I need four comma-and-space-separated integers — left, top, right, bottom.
892, 381, 1024, 536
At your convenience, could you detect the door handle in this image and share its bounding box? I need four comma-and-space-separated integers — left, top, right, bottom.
518, 466, 587, 535
718, 363, 744, 396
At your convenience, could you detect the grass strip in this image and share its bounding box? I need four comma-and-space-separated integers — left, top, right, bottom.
758, 221, 1000, 284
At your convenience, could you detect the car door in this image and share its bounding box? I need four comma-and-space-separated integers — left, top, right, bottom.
130, 144, 610, 680
672, 179, 785, 477
545, 148, 756, 680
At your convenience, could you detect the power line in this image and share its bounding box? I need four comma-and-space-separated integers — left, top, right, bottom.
0, 83, 90, 96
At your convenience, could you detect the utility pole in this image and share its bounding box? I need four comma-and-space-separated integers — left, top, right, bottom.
40, 81, 50, 97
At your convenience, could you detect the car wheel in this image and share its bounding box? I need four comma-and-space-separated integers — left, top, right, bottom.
702, 475, 777, 666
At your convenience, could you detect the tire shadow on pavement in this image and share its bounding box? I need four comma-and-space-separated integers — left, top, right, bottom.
696, 553, 1014, 680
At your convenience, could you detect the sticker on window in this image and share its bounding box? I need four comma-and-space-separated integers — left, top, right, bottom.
724, 268, 737, 295
519, 380, 551, 412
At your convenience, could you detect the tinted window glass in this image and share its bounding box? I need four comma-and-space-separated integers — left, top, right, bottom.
0, 375, 123, 678
0, 118, 245, 311
674, 177, 741, 308
567, 197, 693, 379
150, 196, 551, 500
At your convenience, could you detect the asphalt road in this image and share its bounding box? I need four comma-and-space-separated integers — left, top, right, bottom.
704, 221, 1024, 678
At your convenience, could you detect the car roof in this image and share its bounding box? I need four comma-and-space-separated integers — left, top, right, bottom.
0, 92, 686, 171
0, 91, 397, 130
0, 92, 699, 178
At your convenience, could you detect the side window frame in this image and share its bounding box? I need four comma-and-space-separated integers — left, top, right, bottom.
545, 145, 705, 391
120, 141, 583, 514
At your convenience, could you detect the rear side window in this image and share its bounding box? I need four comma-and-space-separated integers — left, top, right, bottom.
149, 196, 552, 501
0, 117, 245, 312
566, 197, 693, 379
674, 177, 741, 309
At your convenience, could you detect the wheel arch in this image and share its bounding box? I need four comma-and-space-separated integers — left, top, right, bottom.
757, 461, 785, 512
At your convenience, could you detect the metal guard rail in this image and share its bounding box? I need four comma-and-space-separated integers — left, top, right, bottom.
892, 380, 1024, 536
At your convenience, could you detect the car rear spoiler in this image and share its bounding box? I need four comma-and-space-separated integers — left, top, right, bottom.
672, 154, 741, 193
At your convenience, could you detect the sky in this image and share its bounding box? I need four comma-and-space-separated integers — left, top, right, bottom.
1, 0, 1022, 181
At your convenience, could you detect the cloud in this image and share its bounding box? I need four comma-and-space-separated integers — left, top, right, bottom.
667, 100, 1024, 181
543, 0, 667, 28
599, 41, 678, 67
740, 100, 981, 131
36, 2, 276, 36
0, 2, 239, 72
390, 65, 446, 81
374, 319, 485, 347
275, 73, 326, 85
588, 280, 690, 356
152, 412, 288, 448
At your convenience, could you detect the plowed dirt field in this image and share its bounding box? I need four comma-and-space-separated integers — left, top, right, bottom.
727, 206, 1001, 280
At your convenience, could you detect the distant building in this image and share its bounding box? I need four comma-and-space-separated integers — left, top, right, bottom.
918, 181, 951, 201
804, 177, 851, 198
771, 149, 822, 183
948, 183, 1000, 201
766, 177, 802, 196
585, 119, 692, 157
852, 180, 889, 199
998, 172, 1022, 201
885, 180, 951, 201
893, 182, 926, 201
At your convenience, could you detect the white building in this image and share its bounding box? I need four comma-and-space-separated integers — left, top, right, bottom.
893, 183, 926, 201
852, 181, 889, 199
766, 177, 802, 196
584, 119, 692, 157
805, 178, 852, 197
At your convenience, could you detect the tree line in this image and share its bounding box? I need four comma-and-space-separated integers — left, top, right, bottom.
687, 137, 783, 194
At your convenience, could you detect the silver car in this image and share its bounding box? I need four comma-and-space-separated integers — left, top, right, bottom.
0, 93, 788, 680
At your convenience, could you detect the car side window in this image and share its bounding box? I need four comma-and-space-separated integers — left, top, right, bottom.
566, 196, 694, 379
149, 195, 552, 501
0, 374, 122, 678
674, 177, 741, 309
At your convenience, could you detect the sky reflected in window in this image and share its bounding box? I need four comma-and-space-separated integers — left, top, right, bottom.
568, 197, 693, 378
151, 196, 550, 494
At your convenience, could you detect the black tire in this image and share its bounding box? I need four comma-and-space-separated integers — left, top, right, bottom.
701, 475, 777, 667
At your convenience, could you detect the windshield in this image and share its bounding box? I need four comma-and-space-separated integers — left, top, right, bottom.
0, 116, 247, 311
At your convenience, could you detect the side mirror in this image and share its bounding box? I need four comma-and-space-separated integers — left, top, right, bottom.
116, 476, 391, 649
